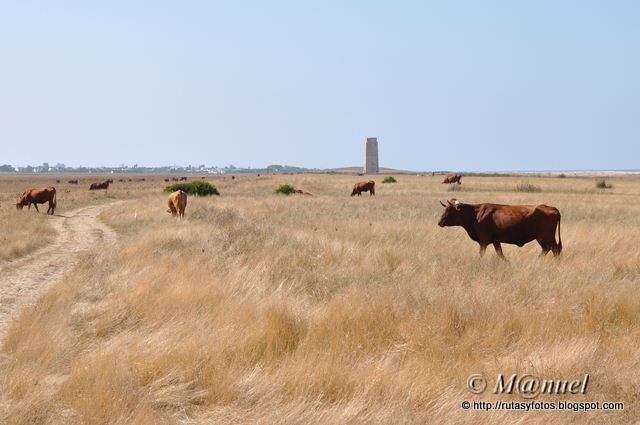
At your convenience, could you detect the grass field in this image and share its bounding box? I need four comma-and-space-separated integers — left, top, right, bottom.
1, 173, 639, 424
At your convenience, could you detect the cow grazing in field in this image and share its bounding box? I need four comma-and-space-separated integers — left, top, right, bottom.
294, 189, 313, 196
437, 199, 562, 258
89, 180, 111, 190
164, 178, 170, 182
351, 181, 375, 196
179, 176, 187, 181
68, 179, 79, 184
172, 177, 179, 182
16, 187, 57, 215
167, 190, 187, 219
56, 179, 61, 183
442, 174, 462, 184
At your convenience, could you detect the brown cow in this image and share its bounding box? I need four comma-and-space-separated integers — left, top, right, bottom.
167, 190, 187, 219
68, 179, 79, 184
16, 187, 57, 215
442, 174, 462, 184
294, 189, 313, 196
89, 180, 111, 190
351, 181, 375, 196
179, 176, 187, 181
438, 198, 562, 258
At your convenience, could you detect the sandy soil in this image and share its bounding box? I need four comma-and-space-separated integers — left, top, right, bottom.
0, 204, 116, 341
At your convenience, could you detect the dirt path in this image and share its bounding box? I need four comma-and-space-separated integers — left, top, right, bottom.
0, 203, 116, 340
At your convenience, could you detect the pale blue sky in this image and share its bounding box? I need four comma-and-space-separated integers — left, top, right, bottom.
1, 1, 638, 171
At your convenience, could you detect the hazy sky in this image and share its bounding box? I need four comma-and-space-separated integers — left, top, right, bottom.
1, 1, 638, 171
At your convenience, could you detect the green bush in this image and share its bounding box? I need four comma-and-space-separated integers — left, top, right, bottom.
382, 176, 397, 183
515, 183, 542, 193
275, 184, 296, 195
596, 179, 612, 189
164, 181, 220, 196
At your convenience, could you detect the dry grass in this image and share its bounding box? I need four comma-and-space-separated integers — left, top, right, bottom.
1, 173, 640, 424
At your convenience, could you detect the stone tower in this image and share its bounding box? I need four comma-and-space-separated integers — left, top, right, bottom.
364, 137, 379, 174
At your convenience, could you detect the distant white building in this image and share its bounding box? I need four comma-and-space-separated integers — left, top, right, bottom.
364, 137, 379, 174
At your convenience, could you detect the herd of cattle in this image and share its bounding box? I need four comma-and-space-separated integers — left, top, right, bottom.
13, 173, 563, 259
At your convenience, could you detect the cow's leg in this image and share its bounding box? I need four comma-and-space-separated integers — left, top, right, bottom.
32, 203, 39, 213
537, 239, 550, 256
493, 242, 505, 259
479, 243, 487, 257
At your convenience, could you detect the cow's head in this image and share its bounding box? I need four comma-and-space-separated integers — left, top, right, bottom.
16, 194, 28, 210
438, 199, 462, 227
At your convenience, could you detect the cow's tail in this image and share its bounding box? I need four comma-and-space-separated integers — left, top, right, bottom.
556, 213, 562, 254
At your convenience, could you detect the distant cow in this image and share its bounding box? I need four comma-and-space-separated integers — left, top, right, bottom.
172, 177, 179, 182
351, 181, 375, 196
167, 190, 187, 219
438, 199, 562, 258
294, 189, 313, 196
89, 180, 111, 190
56, 179, 61, 183
164, 178, 170, 182
68, 179, 79, 184
442, 174, 462, 184
16, 187, 57, 215
179, 176, 187, 181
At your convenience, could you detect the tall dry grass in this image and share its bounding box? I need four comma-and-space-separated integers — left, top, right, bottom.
1, 173, 639, 424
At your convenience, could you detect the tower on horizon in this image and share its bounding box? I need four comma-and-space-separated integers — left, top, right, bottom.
364, 137, 379, 174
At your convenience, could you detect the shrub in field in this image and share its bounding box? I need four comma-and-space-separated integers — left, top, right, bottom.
515, 183, 542, 193
596, 179, 612, 189
164, 181, 220, 196
382, 176, 397, 183
275, 184, 296, 195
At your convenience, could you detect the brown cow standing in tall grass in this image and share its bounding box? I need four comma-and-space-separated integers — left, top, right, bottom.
438, 198, 562, 258
351, 181, 375, 196
16, 187, 57, 215
442, 174, 462, 184
167, 190, 187, 219
89, 180, 112, 190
